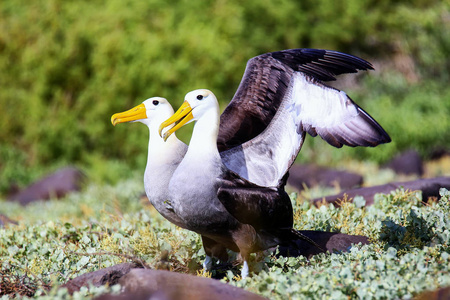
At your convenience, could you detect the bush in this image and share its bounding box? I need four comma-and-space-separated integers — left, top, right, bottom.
0, 0, 448, 191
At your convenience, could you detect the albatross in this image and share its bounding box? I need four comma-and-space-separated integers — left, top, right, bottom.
158, 48, 391, 277
111, 97, 188, 228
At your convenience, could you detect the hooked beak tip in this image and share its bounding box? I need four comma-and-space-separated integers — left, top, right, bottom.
158, 101, 193, 142
162, 132, 169, 142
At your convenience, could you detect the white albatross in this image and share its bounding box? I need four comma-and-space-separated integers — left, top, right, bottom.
111, 97, 188, 227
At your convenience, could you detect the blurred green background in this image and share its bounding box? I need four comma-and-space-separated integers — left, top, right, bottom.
1, 0, 449, 195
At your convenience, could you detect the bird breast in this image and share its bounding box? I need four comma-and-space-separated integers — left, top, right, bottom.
167, 156, 237, 233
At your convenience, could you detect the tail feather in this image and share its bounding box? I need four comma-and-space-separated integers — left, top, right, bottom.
276, 228, 324, 253
290, 229, 324, 252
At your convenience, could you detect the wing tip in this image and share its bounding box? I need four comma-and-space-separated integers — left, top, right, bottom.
270, 48, 374, 82
323, 49, 374, 71
312, 112, 391, 149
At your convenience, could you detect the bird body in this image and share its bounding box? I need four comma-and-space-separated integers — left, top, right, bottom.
143, 134, 187, 227
159, 89, 325, 277
166, 101, 272, 254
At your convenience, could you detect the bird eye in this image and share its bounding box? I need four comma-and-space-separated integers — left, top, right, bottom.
197, 95, 204, 100
152, 100, 159, 105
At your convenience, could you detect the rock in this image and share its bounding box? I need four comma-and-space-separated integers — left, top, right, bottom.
312, 176, 450, 206
94, 291, 167, 300
60, 263, 138, 294
8, 167, 85, 205
116, 269, 267, 300
288, 164, 363, 191
278, 231, 370, 258
415, 286, 450, 300
428, 147, 450, 160
0, 214, 18, 227
384, 149, 424, 176
62, 263, 267, 299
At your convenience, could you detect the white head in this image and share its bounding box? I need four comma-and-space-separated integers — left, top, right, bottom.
183, 89, 219, 120
111, 97, 175, 128
158, 89, 219, 141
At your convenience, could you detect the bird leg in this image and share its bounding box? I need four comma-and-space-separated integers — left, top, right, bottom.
203, 255, 213, 273
232, 224, 258, 278
241, 259, 250, 278
200, 235, 229, 274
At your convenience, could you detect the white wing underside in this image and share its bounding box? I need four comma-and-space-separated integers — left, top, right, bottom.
221, 72, 380, 187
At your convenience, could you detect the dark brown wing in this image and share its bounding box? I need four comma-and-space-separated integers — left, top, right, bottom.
217, 49, 374, 151
217, 170, 323, 251
217, 170, 293, 232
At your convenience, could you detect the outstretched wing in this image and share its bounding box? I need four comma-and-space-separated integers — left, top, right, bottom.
217, 48, 375, 151
220, 49, 390, 187
293, 74, 390, 148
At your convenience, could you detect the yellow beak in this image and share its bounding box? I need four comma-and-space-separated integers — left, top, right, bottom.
159, 101, 194, 141
111, 103, 147, 126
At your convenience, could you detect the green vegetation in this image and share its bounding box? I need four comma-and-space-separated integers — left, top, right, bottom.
0, 0, 449, 193
1, 1, 450, 298
1, 180, 449, 299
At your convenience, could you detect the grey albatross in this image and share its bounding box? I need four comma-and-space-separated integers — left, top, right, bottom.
159, 49, 391, 277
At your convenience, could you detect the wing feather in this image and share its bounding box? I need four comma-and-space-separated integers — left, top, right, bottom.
219, 49, 389, 187
293, 74, 390, 147
217, 171, 293, 232
221, 72, 390, 187
217, 49, 374, 151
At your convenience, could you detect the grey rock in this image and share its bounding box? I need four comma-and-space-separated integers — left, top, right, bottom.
117, 269, 267, 300
384, 149, 424, 176
8, 167, 85, 205
312, 176, 450, 206
60, 263, 138, 294
288, 164, 363, 191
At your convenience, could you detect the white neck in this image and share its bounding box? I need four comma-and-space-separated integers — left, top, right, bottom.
147, 119, 183, 166
144, 119, 186, 201
185, 107, 220, 160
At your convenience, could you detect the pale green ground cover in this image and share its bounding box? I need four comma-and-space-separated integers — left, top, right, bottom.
1, 168, 449, 299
